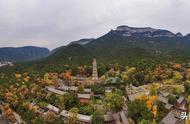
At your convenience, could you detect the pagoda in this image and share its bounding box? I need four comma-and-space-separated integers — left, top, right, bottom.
92, 58, 98, 81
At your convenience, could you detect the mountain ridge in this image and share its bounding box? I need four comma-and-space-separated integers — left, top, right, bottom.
44, 25, 190, 65
0, 46, 50, 62
2, 25, 190, 65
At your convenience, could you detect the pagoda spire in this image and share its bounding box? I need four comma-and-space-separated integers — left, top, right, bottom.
92, 58, 98, 80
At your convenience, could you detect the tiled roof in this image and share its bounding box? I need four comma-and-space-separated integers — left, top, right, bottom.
47, 86, 66, 95
78, 93, 91, 99
46, 104, 60, 113
177, 96, 185, 103
161, 112, 178, 124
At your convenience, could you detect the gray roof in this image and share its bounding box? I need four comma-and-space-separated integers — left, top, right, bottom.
120, 111, 128, 124
13, 112, 23, 124
60, 110, 69, 117
69, 86, 78, 91
161, 112, 178, 124
165, 103, 173, 110
104, 114, 114, 122
78, 93, 91, 99
77, 114, 91, 122
177, 96, 185, 103
84, 88, 91, 93
128, 92, 144, 101
60, 85, 91, 93
46, 104, 60, 114
60, 110, 91, 122
60, 85, 69, 91
158, 95, 168, 104
161, 92, 170, 97
47, 86, 66, 95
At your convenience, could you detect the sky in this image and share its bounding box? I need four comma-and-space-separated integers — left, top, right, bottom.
0, 0, 190, 50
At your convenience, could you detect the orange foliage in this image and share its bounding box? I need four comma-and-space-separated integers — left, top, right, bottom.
3, 105, 15, 122
139, 95, 158, 118
63, 71, 71, 79
173, 63, 182, 70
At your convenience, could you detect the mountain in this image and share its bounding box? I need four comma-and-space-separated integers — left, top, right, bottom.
51, 38, 95, 55
113, 25, 182, 38
35, 25, 190, 65
0, 46, 50, 62
68, 38, 95, 46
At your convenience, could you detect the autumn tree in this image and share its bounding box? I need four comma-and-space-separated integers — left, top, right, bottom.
68, 107, 78, 124
63, 71, 71, 86
173, 63, 182, 70
43, 73, 52, 85
149, 83, 159, 96
78, 84, 84, 93
78, 66, 86, 76
3, 104, 16, 122
17, 85, 29, 99
43, 111, 56, 123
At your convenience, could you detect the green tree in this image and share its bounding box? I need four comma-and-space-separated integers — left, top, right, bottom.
64, 93, 79, 110
184, 82, 190, 95
78, 104, 95, 115
103, 93, 124, 112
134, 72, 145, 85
149, 83, 159, 96
168, 96, 177, 105
52, 118, 65, 124
156, 101, 168, 122
137, 119, 152, 124
91, 85, 105, 95
57, 96, 65, 110
92, 111, 104, 124
128, 99, 154, 123
34, 117, 45, 124
22, 109, 36, 123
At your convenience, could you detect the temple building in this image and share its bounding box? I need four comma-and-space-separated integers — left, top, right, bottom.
92, 58, 98, 81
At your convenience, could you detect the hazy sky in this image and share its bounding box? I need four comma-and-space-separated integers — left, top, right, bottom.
0, 0, 190, 50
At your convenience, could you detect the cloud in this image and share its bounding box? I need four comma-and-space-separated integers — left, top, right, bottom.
0, 0, 190, 49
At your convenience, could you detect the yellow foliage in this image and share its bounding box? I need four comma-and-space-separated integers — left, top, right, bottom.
146, 100, 152, 110
152, 105, 157, 117
188, 95, 190, 103
186, 119, 190, 124
139, 95, 158, 117
139, 94, 148, 101
15, 73, 21, 79
23, 76, 30, 82
43, 73, 52, 85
